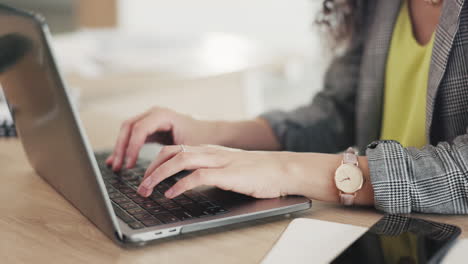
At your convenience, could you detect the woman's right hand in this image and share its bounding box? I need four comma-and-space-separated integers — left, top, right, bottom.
106, 106, 222, 171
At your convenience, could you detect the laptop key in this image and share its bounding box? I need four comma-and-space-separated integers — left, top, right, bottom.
154, 197, 171, 204
106, 186, 117, 193
173, 196, 194, 205
147, 207, 167, 215
106, 178, 119, 184
127, 207, 146, 215
161, 202, 181, 210
119, 187, 134, 194
198, 201, 219, 209
112, 182, 127, 189
127, 180, 141, 186
126, 193, 139, 199
183, 203, 210, 217
128, 222, 145, 229
120, 171, 137, 180
103, 173, 118, 180
141, 219, 163, 227
109, 192, 123, 199
169, 209, 193, 220
120, 202, 138, 210
154, 213, 179, 224
113, 204, 135, 223
141, 201, 160, 209
204, 207, 228, 215
113, 197, 131, 205
149, 191, 164, 200
161, 177, 176, 185
133, 213, 155, 221
184, 191, 209, 202
155, 183, 170, 192
132, 197, 148, 204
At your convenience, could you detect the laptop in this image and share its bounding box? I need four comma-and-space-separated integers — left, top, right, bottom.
0, 4, 311, 246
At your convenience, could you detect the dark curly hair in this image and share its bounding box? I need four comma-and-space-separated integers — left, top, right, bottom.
316, 0, 365, 49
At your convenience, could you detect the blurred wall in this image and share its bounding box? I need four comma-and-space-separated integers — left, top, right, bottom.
118, 0, 320, 53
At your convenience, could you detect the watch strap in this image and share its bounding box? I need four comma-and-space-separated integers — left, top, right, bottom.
338, 147, 359, 206
343, 147, 358, 165
339, 193, 356, 206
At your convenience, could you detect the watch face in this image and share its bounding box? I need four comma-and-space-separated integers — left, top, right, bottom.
335, 164, 364, 193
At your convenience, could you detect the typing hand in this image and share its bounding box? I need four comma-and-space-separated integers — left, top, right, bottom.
106, 107, 221, 171
136, 144, 304, 199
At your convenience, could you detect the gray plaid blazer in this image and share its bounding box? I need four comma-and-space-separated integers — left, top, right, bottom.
261, 0, 468, 214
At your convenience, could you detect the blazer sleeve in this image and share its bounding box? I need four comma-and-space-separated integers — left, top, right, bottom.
259, 40, 363, 153
366, 132, 468, 214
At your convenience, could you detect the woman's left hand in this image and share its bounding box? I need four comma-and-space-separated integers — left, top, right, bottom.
137, 145, 307, 199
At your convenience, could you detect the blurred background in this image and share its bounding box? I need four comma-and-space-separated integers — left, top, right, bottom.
1, 0, 330, 121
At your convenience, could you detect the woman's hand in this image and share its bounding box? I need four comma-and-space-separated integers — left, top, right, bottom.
106, 106, 281, 171
137, 145, 297, 199
106, 107, 223, 171
137, 144, 375, 205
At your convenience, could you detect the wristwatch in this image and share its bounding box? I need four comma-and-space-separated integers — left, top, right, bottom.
334, 147, 364, 206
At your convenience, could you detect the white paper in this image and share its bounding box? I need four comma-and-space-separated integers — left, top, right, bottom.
442, 239, 468, 264
261, 218, 367, 264
262, 218, 466, 264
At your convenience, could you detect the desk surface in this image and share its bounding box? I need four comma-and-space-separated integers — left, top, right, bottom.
1, 111, 467, 264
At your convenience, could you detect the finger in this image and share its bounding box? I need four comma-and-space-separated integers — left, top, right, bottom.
165, 169, 218, 198
111, 112, 148, 170
143, 145, 184, 179
137, 151, 222, 197
105, 155, 114, 165
124, 115, 172, 169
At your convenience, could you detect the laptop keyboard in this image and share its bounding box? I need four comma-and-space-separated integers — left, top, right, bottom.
94, 153, 228, 230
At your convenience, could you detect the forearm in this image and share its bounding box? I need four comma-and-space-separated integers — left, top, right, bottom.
367, 136, 468, 214
284, 152, 374, 206
214, 118, 281, 151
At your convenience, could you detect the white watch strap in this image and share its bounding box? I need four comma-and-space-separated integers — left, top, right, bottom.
339, 147, 359, 206
340, 193, 356, 206
343, 147, 358, 165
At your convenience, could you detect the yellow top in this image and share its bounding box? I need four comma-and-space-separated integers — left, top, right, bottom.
380, 0, 435, 148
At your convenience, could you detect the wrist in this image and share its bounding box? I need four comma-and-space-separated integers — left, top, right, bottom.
283, 152, 374, 206
354, 156, 374, 205
206, 120, 231, 146
284, 152, 342, 201
211, 120, 245, 148
213, 119, 281, 150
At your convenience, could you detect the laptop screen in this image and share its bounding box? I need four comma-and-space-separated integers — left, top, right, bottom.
0, 5, 122, 241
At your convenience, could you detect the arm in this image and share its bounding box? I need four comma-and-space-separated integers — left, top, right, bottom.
136, 143, 376, 207
279, 152, 374, 205
215, 118, 282, 151
366, 133, 468, 214
259, 38, 363, 153
213, 39, 363, 153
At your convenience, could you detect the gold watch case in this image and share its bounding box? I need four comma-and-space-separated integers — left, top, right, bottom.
334, 163, 364, 194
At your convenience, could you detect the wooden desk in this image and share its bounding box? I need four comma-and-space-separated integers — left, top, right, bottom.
1, 111, 467, 264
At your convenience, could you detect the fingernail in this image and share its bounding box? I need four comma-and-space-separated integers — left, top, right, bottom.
142, 178, 153, 188
165, 188, 174, 198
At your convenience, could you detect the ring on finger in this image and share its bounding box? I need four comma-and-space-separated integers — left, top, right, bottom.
180, 144, 187, 153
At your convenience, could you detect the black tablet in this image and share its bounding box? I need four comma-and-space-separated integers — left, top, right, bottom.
331, 215, 461, 264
